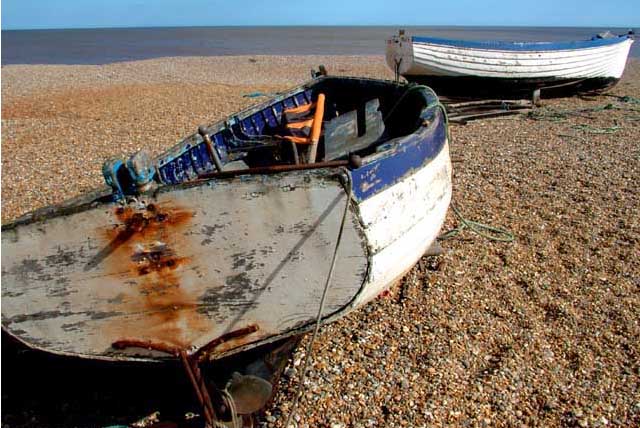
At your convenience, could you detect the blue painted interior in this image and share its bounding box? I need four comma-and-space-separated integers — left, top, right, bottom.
155, 83, 448, 200
252, 113, 266, 135
411, 35, 630, 51
212, 134, 229, 162
108, 80, 448, 204
157, 89, 314, 185
272, 103, 284, 120
264, 108, 278, 127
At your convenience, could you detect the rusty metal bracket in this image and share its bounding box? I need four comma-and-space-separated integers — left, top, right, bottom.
111, 339, 221, 427
179, 350, 217, 427
198, 125, 224, 173
111, 338, 181, 355
195, 324, 260, 363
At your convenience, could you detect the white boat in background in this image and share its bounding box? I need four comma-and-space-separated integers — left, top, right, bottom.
386, 30, 635, 97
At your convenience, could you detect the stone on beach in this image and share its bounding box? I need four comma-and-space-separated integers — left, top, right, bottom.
2, 55, 639, 428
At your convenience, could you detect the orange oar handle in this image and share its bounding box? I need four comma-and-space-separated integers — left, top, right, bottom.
308, 93, 325, 163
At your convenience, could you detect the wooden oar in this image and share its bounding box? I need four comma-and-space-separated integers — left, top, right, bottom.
308, 93, 325, 163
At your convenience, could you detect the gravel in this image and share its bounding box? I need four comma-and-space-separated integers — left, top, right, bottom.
2, 56, 638, 428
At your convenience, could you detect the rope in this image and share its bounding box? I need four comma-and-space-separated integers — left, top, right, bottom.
570, 124, 622, 134
283, 172, 353, 428
527, 99, 640, 122
438, 202, 515, 242
242, 92, 277, 98
384, 84, 439, 123
604, 94, 640, 104
179, 350, 217, 427
394, 58, 402, 82
215, 390, 240, 428
224, 122, 282, 148
619, 95, 640, 104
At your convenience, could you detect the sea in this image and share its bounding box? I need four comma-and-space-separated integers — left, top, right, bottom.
2, 26, 638, 65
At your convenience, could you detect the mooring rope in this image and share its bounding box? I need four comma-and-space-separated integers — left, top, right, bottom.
438, 202, 515, 242
526, 96, 640, 122
179, 350, 217, 427
283, 171, 353, 428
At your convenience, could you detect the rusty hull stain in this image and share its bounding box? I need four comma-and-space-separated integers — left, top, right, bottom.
99, 202, 211, 351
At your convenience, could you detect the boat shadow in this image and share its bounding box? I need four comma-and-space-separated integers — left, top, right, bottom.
2, 332, 298, 427
2, 333, 196, 427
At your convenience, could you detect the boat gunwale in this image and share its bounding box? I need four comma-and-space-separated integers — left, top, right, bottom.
2, 77, 445, 229
156, 75, 411, 171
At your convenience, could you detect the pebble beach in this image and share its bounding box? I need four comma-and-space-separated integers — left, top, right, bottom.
2, 56, 639, 427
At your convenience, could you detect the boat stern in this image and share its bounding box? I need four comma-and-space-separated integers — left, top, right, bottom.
386, 30, 415, 77
353, 139, 452, 306
349, 101, 452, 306
609, 37, 635, 79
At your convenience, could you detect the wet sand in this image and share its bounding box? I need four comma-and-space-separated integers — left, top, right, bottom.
2, 56, 639, 427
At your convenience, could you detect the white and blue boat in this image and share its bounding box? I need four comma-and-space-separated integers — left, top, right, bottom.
386, 30, 635, 97
1, 76, 452, 364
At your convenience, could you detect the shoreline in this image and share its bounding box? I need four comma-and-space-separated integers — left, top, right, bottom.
2, 55, 639, 427
1, 55, 393, 97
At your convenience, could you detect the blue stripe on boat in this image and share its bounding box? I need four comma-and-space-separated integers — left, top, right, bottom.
351, 112, 447, 202
411, 35, 630, 51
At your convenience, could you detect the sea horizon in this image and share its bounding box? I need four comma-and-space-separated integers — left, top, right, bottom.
2, 25, 637, 65
6, 24, 637, 30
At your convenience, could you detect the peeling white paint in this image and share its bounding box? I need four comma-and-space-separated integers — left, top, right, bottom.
354, 141, 452, 306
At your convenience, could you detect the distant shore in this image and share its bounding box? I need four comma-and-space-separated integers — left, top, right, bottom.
2, 55, 639, 428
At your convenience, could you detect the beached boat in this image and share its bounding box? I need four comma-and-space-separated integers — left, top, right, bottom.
1, 76, 452, 365
386, 30, 635, 97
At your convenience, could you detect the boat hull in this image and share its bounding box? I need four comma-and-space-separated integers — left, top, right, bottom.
386, 33, 634, 97
354, 139, 451, 306
2, 171, 368, 361
1, 77, 452, 362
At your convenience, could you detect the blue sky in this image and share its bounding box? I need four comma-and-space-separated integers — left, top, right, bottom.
2, 0, 638, 30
